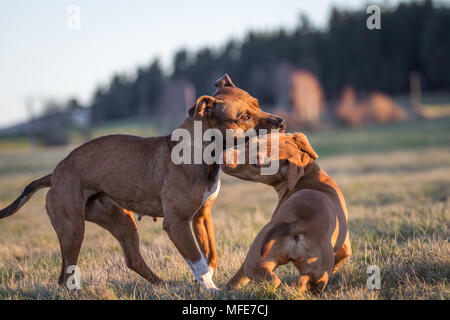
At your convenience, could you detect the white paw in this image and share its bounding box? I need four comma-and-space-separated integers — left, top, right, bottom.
186, 258, 219, 291
196, 270, 219, 291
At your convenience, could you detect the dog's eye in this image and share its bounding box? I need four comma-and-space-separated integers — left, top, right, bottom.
240, 114, 252, 121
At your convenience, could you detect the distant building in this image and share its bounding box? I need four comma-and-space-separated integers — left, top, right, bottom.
0, 105, 91, 145
155, 77, 196, 130
272, 66, 325, 128
290, 70, 324, 128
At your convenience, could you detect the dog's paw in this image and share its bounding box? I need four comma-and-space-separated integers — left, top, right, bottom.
194, 272, 219, 292
208, 266, 215, 277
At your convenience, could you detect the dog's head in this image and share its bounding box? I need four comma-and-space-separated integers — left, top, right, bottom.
188, 74, 286, 138
221, 133, 318, 190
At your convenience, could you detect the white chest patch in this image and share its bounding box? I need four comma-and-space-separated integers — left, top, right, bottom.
202, 171, 221, 206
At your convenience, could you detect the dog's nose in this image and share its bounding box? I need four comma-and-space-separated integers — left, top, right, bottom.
271, 116, 286, 131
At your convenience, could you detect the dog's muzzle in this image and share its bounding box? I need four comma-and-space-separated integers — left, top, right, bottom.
259, 116, 286, 133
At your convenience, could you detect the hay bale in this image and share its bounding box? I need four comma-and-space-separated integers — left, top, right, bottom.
290, 70, 324, 127
336, 86, 368, 127
368, 92, 407, 124
336, 87, 407, 127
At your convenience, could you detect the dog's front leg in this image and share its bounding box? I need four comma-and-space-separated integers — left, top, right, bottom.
162, 202, 218, 291
193, 204, 217, 274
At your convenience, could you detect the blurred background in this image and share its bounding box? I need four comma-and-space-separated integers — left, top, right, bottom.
0, 1, 449, 299
0, 0, 449, 147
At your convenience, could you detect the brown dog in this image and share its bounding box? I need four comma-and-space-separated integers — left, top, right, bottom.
0, 74, 285, 290
221, 133, 351, 293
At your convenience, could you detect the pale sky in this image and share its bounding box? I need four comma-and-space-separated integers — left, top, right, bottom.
0, 0, 404, 128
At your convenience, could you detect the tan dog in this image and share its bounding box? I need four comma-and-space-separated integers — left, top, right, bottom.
0, 74, 285, 290
221, 133, 351, 293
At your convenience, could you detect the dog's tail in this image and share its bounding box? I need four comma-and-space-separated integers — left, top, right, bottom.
0, 174, 52, 219
260, 220, 306, 258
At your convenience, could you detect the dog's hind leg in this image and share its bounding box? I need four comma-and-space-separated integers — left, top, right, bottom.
244, 262, 281, 290
294, 246, 334, 294
85, 195, 162, 284
294, 269, 329, 295
296, 274, 311, 294
45, 187, 86, 287
332, 235, 352, 274
225, 263, 250, 290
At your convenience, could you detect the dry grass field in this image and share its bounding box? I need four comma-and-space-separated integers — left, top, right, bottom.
0, 119, 449, 300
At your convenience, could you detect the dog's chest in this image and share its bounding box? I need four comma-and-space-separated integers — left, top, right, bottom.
201, 171, 221, 206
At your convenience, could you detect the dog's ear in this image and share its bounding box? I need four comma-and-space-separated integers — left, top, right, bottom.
292, 133, 318, 161
191, 95, 219, 119
286, 156, 304, 191
188, 105, 196, 117
214, 73, 236, 89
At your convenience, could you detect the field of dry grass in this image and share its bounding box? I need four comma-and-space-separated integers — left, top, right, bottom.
0, 119, 449, 299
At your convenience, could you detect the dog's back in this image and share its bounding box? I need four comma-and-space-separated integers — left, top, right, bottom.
224, 132, 351, 293
261, 183, 346, 255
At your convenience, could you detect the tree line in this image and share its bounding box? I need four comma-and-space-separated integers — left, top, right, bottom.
68, 0, 450, 123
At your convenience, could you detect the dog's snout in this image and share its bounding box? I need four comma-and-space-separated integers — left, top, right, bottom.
276, 117, 285, 128
280, 119, 287, 131
270, 116, 286, 131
